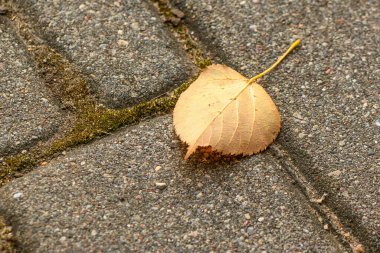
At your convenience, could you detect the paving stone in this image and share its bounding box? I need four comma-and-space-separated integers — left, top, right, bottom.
173, 0, 380, 250
0, 116, 343, 252
0, 17, 61, 157
14, 0, 196, 108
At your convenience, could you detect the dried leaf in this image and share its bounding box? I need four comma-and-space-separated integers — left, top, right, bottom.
174, 40, 300, 159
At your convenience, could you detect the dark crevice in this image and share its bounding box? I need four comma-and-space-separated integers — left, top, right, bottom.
276, 135, 378, 252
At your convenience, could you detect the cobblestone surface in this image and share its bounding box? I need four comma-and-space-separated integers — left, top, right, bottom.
14, 0, 196, 108
0, 116, 343, 252
173, 0, 379, 250
0, 0, 378, 252
0, 17, 61, 157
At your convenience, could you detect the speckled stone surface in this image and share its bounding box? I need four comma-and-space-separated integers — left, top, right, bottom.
173, 0, 380, 250
15, 0, 196, 108
0, 17, 61, 157
0, 116, 343, 252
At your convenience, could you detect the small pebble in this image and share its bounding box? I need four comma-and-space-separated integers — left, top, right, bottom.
155, 166, 161, 171
131, 22, 140, 31
258, 217, 264, 222
13, 192, 22, 199
171, 8, 185, 18
244, 213, 251, 220
292, 112, 303, 119
249, 25, 257, 31
375, 119, 380, 127
59, 236, 66, 243
298, 133, 306, 139
328, 170, 342, 177
117, 40, 129, 47
189, 231, 198, 237
155, 182, 167, 190
247, 226, 254, 235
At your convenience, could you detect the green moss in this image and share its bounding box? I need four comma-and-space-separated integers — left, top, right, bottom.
31, 45, 91, 110
0, 154, 36, 185
0, 2, 203, 186
0, 77, 196, 187
45, 76, 195, 154
3, 154, 36, 171
196, 58, 213, 69
8, 7, 91, 110
0, 216, 16, 253
151, 0, 212, 68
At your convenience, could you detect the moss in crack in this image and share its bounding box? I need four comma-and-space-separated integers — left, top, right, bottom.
151, 0, 212, 68
0, 216, 16, 253
27, 44, 92, 111
176, 24, 212, 68
7, 7, 92, 111
45, 76, 193, 156
3, 155, 36, 173
0, 77, 196, 187
0, 154, 36, 186
0, 2, 201, 186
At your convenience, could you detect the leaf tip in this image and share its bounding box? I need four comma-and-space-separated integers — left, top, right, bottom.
184, 144, 197, 160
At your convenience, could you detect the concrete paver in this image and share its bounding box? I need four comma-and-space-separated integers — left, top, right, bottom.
0, 116, 343, 252
0, 17, 61, 157
14, 0, 196, 108
173, 0, 380, 250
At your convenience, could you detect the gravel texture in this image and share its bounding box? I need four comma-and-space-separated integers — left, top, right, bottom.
0, 17, 61, 157
14, 0, 197, 108
173, 0, 380, 250
0, 116, 343, 252
0, 215, 15, 253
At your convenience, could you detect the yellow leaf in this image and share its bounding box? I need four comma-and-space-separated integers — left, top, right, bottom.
173, 39, 300, 159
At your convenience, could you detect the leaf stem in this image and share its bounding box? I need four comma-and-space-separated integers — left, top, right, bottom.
247, 39, 301, 85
